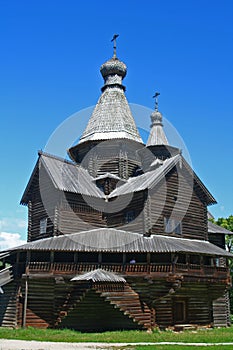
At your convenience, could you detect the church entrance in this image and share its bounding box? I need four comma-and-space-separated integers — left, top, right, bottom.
173, 300, 187, 324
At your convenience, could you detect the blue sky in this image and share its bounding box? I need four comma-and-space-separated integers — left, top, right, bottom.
0, 0, 232, 248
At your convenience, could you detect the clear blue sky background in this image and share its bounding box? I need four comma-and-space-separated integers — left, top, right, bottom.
0, 0, 232, 247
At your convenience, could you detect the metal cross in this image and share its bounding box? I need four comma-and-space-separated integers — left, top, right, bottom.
111, 34, 119, 57
153, 92, 160, 111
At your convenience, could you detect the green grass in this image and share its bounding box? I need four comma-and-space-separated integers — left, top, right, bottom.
0, 326, 233, 344
135, 347, 233, 350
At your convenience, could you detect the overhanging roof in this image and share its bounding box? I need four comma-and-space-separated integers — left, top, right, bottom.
21, 151, 216, 207
71, 268, 126, 283
108, 154, 216, 205
109, 154, 180, 197
0, 267, 13, 287
6, 228, 233, 258
21, 152, 104, 204
208, 221, 233, 235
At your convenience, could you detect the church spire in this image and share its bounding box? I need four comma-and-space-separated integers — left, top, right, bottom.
153, 92, 160, 112
146, 92, 169, 147
100, 35, 127, 91
69, 36, 142, 151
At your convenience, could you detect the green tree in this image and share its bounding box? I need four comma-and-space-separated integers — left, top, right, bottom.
212, 215, 233, 252
210, 215, 233, 317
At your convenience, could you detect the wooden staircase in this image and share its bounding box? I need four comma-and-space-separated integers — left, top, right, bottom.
54, 284, 88, 327
0, 280, 18, 327
96, 283, 153, 329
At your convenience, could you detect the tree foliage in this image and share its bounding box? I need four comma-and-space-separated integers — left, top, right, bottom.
210, 215, 233, 315
210, 215, 233, 252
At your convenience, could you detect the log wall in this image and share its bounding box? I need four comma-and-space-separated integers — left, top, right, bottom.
4, 272, 229, 330
150, 167, 207, 240
212, 290, 231, 327
28, 165, 59, 241
0, 281, 18, 328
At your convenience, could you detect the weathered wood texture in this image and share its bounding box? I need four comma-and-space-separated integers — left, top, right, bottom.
59, 288, 144, 331
28, 165, 59, 241
212, 290, 231, 327
58, 193, 105, 234
0, 281, 18, 328
149, 167, 207, 240
71, 140, 142, 179
19, 277, 55, 328
209, 233, 226, 249
4, 266, 230, 330
27, 162, 208, 242
17, 276, 152, 330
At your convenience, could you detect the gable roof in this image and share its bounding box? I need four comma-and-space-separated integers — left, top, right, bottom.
6, 228, 232, 258
108, 154, 216, 205
21, 152, 104, 204
208, 220, 233, 235
108, 154, 180, 198
21, 151, 216, 207
71, 268, 126, 283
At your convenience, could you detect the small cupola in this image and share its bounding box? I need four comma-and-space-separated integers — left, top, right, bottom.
146, 92, 169, 147
100, 34, 127, 91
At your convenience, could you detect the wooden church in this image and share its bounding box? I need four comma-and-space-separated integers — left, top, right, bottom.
0, 39, 232, 331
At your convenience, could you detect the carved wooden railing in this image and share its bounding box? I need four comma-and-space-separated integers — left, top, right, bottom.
27, 261, 229, 279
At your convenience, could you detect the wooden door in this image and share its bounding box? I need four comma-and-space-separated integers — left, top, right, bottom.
174, 300, 186, 324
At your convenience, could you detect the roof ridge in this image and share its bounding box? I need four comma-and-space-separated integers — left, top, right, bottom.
38, 150, 75, 165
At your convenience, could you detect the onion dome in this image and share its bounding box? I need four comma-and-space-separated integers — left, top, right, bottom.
100, 57, 127, 79
146, 93, 169, 146
100, 56, 127, 90
150, 110, 163, 128
68, 35, 143, 159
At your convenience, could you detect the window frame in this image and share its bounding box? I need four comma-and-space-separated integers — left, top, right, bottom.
39, 217, 47, 234
164, 217, 182, 235
125, 210, 135, 224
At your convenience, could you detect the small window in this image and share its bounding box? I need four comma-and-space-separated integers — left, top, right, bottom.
177, 254, 186, 264
125, 210, 135, 223
204, 256, 213, 266
164, 217, 182, 234
189, 255, 200, 265
40, 218, 47, 234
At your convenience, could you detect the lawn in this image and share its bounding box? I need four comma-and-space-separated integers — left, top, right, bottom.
135, 347, 232, 350
0, 326, 233, 345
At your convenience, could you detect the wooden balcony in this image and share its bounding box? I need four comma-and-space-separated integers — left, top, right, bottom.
25, 261, 230, 281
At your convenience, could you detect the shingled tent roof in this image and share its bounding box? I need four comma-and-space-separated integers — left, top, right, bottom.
75, 54, 143, 145
5, 228, 233, 257
77, 86, 143, 144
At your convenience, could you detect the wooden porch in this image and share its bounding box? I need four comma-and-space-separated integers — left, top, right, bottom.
25, 261, 229, 280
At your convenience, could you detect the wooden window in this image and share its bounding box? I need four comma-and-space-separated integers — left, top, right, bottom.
125, 210, 135, 223
177, 254, 186, 264
164, 217, 182, 234
189, 255, 200, 265
40, 218, 47, 234
204, 256, 213, 266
